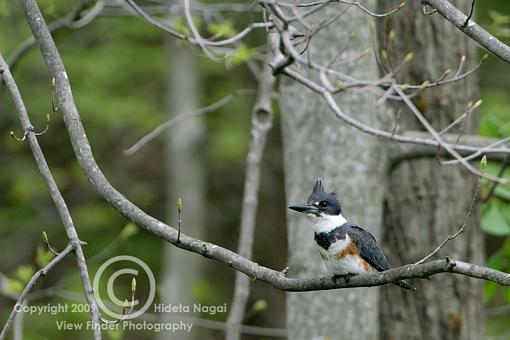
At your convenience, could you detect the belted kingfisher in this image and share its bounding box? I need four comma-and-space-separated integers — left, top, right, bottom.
289, 180, 415, 290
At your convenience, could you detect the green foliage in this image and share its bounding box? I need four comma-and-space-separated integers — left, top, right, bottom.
2, 265, 34, 296
173, 15, 203, 36
228, 44, 256, 66
174, 16, 189, 36
3, 277, 24, 296
250, 299, 268, 313
487, 10, 510, 38
207, 20, 237, 39
480, 162, 510, 235
36, 245, 53, 268
482, 203, 510, 236
106, 328, 124, 340
0, 0, 9, 16
119, 223, 138, 241
485, 238, 510, 302
14, 264, 35, 283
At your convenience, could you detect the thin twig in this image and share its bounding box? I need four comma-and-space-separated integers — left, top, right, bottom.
0, 244, 73, 340
394, 86, 504, 183
414, 156, 486, 265
177, 198, 182, 244
463, 0, 476, 27
281, 67, 510, 157
123, 89, 255, 155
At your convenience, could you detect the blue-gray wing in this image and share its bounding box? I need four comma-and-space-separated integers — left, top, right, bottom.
345, 223, 390, 272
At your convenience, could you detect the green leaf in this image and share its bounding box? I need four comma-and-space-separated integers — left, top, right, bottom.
14, 265, 34, 284
495, 185, 510, 201
3, 278, 24, 296
174, 17, 189, 36
487, 249, 503, 270
0, 0, 9, 16
229, 44, 256, 65
250, 299, 268, 313
106, 328, 124, 340
480, 114, 504, 137
505, 286, 510, 303
36, 246, 53, 268
489, 10, 510, 25
207, 20, 237, 39
502, 238, 510, 258
119, 223, 138, 241
485, 281, 498, 302
482, 205, 510, 236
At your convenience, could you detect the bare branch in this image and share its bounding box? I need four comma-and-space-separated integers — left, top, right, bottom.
389, 132, 510, 166
123, 0, 271, 49
393, 86, 502, 182
414, 156, 485, 265
123, 89, 256, 155
423, 0, 510, 64
18, 0, 510, 298
226, 43, 275, 340
281, 67, 510, 158
0, 244, 73, 340
0, 50, 102, 339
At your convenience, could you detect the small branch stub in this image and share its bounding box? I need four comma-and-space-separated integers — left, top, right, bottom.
43, 231, 59, 256
177, 197, 183, 243
51, 77, 59, 112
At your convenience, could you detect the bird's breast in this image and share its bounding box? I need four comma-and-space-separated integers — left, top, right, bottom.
318, 234, 373, 275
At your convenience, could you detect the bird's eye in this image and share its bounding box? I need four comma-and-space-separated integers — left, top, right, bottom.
320, 201, 328, 207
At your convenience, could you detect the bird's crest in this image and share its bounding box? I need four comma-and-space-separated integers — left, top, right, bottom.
308, 179, 337, 203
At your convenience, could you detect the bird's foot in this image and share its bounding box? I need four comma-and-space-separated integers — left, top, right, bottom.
332, 273, 355, 284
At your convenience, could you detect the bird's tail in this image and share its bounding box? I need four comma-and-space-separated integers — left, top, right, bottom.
394, 280, 416, 290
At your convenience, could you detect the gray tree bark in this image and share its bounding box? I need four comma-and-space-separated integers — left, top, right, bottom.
158, 32, 205, 339
280, 1, 390, 339
377, 2, 485, 340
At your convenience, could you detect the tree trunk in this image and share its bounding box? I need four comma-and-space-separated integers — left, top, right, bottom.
280, 1, 389, 338
158, 33, 205, 339
377, 2, 485, 339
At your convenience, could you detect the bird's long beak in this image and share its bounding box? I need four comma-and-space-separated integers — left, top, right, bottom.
288, 204, 319, 214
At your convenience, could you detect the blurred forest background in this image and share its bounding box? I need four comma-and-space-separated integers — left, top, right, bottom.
0, 0, 510, 339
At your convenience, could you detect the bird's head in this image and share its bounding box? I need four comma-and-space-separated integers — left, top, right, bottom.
289, 179, 342, 217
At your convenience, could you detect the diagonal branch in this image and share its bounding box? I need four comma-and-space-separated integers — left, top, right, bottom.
226, 44, 275, 340
0, 51, 102, 339
282, 67, 510, 160
423, 0, 510, 64
18, 0, 510, 301
123, 89, 256, 155
414, 156, 484, 265
0, 244, 73, 340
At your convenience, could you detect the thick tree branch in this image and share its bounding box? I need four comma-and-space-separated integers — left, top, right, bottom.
423, 0, 510, 64
0, 50, 101, 339
0, 244, 73, 340
226, 50, 275, 340
18, 0, 510, 302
